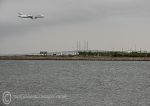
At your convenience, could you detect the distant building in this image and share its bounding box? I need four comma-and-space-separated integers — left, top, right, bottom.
40, 51, 47, 56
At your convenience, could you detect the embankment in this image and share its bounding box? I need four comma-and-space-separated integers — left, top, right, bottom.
0, 55, 150, 61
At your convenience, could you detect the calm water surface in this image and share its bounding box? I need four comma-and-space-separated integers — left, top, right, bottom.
0, 60, 150, 106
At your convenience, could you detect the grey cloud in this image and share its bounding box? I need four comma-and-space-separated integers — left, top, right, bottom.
1, 0, 150, 53
0, 13, 92, 39
0, 0, 3, 5
0, 23, 34, 38
1, 0, 150, 38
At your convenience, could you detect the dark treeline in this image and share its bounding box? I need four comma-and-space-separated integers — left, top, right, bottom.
78, 51, 150, 57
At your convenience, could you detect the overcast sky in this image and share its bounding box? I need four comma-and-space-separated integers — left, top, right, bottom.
0, 0, 150, 54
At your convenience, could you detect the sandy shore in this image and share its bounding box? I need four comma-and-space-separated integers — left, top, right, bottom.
0, 55, 150, 61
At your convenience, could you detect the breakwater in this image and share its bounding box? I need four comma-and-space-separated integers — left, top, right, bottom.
0, 55, 150, 61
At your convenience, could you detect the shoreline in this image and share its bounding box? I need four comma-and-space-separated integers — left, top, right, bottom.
0, 56, 150, 61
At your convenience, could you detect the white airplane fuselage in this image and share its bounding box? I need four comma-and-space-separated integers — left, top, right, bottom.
18, 15, 32, 18
18, 13, 44, 19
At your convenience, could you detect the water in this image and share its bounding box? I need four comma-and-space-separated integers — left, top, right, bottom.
0, 60, 150, 106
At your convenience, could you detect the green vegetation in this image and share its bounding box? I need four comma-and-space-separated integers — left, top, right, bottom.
78, 51, 150, 57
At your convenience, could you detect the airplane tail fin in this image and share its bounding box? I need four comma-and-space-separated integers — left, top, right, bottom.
34, 15, 44, 19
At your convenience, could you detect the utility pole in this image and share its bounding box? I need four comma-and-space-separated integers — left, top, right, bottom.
135, 44, 136, 52
77, 40, 79, 55
79, 41, 81, 51
77, 41, 78, 51
84, 40, 86, 51
87, 40, 88, 51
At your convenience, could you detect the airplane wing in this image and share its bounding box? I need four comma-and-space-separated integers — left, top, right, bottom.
27, 15, 33, 19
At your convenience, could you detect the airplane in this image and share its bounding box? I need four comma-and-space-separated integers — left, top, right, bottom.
18, 13, 44, 19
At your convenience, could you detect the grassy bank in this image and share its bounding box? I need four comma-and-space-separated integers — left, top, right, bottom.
78, 51, 150, 57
